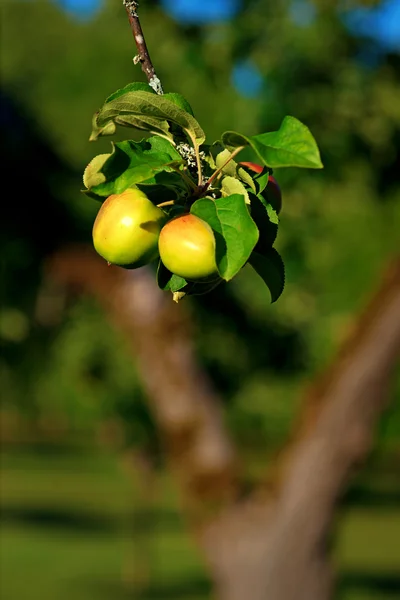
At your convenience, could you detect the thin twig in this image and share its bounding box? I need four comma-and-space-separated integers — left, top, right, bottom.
201, 146, 245, 193
123, 1, 163, 94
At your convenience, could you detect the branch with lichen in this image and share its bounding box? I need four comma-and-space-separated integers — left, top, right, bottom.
123, 0, 163, 94
123, 1, 207, 188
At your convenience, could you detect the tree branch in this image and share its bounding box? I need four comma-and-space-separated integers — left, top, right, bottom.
45, 246, 239, 513
275, 256, 400, 515
123, 0, 163, 94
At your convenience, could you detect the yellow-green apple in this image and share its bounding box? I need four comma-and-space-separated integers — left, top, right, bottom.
159, 214, 219, 281
92, 188, 167, 268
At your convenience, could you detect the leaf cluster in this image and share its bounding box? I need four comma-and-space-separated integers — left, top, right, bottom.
83, 84, 323, 302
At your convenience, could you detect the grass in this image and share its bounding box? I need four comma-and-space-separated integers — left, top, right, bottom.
1, 446, 399, 600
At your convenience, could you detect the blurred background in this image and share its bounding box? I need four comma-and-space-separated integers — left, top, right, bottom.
1, 0, 399, 599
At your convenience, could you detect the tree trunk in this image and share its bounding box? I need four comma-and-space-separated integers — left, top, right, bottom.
47, 246, 400, 600
200, 257, 400, 600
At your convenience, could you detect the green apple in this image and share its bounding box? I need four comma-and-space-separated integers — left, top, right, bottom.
159, 214, 219, 281
92, 188, 167, 268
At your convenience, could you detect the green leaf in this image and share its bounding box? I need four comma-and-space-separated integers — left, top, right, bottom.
248, 249, 285, 303
88, 138, 183, 197
105, 82, 156, 104
96, 90, 205, 148
157, 261, 187, 292
136, 179, 187, 204
165, 203, 188, 218
163, 92, 194, 116
107, 113, 173, 142
137, 173, 188, 200
81, 188, 105, 202
146, 136, 183, 161
91, 87, 169, 142
221, 176, 249, 204
190, 194, 259, 281
221, 131, 248, 150
205, 142, 224, 170
182, 278, 223, 296
222, 116, 323, 169
83, 153, 111, 188
167, 277, 223, 302
249, 194, 279, 252
251, 167, 271, 195
237, 166, 257, 193
215, 149, 238, 177
89, 112, 116, 141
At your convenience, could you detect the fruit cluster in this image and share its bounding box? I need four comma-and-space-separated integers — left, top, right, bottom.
92, 187, 220, 281
90, 163, 282, 294
83, 84, 322, 302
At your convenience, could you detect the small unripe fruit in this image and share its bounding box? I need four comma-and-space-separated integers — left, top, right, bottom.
92, 188, 167, 268
159, 214, 219, 281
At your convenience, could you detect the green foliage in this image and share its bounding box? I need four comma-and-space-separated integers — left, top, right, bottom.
84, 84, 322, 302
94, 89, 205, 146
163, 92, 195, 116
222, 116, 323, 169
157, 263, 187, 293
249, 249, 286, 304
191, 194, 259, 281
221, 176, 250, 203
104, 81, 156, 103
84, 138, 183, 197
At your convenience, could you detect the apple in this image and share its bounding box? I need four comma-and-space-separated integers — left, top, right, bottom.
159, 214, 219, 281
239, 161, 263, 174
92, 188, 167, 268
239, 162, 282, 214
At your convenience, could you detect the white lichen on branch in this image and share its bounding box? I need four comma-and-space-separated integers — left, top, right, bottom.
123, 0, 138, 17
124, 0, 164, 95
148, 75, 163, 95
177, 143, 207, 182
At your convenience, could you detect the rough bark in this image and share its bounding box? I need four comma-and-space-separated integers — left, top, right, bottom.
46, 246, 400, 600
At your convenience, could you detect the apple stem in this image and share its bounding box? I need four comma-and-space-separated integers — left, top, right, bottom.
123, 1, 163, 95
156, 200, 175, 208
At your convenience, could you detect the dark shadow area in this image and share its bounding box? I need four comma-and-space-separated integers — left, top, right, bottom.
138, 577, 212, 599
0, 505, 117, 533
341, 486, 400, 509
82, 576, 212, 600
1, 504, 183, 535
0, 89, 85, 419
337, 570, 400, 596
193, 279, 308, 398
